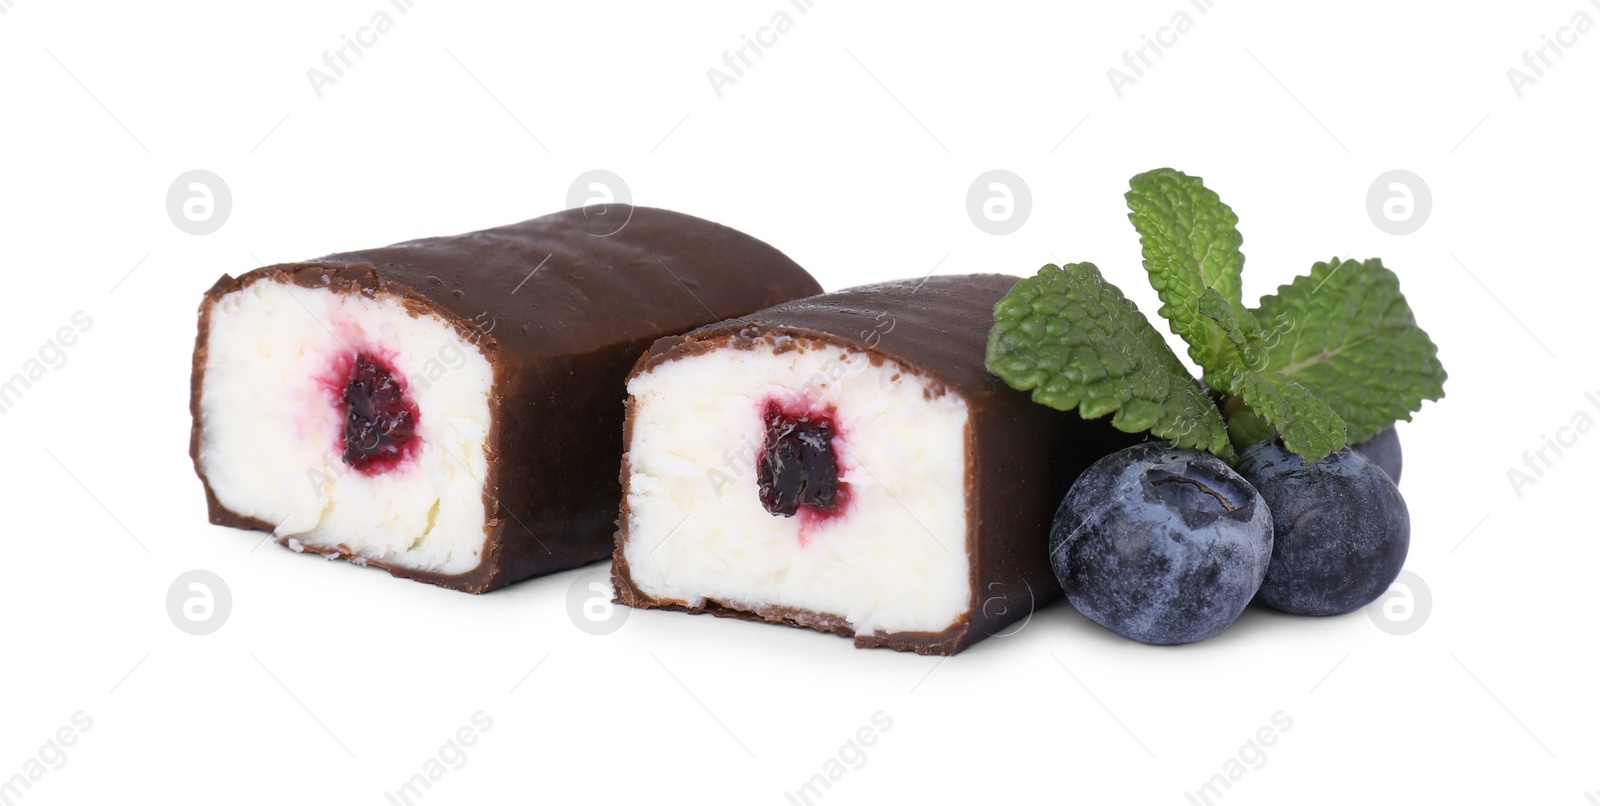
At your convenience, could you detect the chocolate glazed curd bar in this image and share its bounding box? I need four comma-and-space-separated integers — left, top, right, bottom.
189, 206, 822, 592
613, 275, 1134, 654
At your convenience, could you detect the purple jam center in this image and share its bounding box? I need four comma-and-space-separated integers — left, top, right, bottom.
757, 400, 845, 518
340, 352, 419, 475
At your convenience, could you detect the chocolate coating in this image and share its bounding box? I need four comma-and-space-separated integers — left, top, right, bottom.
190, 205, 822, 592
613, 274, 1137, 654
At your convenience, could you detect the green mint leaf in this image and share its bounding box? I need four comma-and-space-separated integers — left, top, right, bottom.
1126, 168, 1248, 371
1224, 405, 1274, 447
1197, 287, 1265, 369
987, 263, 1232, 457
1252, 257, 1448, 444
1207, 367, 1348, 463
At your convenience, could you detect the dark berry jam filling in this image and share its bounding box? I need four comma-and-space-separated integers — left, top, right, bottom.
339, 352, 420, 475
757, 398, 848, 519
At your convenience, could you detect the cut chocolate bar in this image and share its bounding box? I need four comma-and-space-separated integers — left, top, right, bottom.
190, 205, 821, 592
613, 274, 1134, 654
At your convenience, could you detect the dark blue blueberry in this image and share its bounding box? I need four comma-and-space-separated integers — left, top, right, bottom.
1237, 440, 1409, 616
1351, 426, 1402, 483
1050, 442, 1273, 645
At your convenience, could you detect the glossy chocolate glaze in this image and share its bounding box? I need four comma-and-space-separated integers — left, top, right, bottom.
613, 274, 1137, 654
191, 205, 822, 592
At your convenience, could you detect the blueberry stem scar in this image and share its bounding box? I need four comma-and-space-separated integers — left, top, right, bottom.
1151, 475, 1235, 512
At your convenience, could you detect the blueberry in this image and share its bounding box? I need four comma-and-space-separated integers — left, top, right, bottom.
1351, 426, 1402, 484
1050, 442, 1274, 645
1237, 441, 1409, 616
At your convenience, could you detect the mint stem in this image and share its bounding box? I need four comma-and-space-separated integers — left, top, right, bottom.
1221, 394, 1245, 419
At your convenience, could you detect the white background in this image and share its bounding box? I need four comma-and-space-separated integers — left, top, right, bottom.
1, 1, 1594, 803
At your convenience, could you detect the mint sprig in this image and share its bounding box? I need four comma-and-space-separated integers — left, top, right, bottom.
987, 168, 1446, 465
1126, 168, 1348, 461
987, 263, 1232, 458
